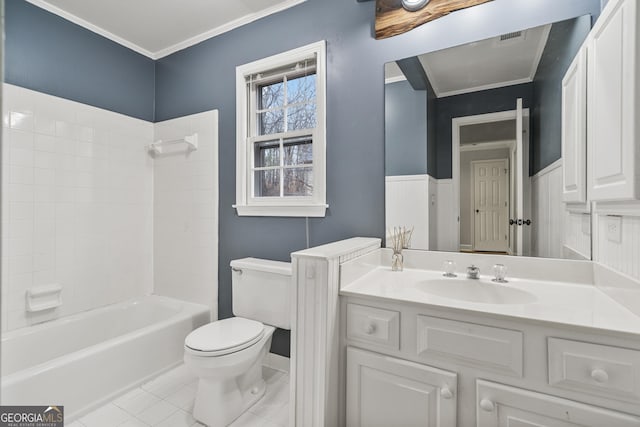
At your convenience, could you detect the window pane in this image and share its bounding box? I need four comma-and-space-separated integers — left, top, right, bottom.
284, 167, 313, 196
254, 139, 280, 168
287, 103, 316, 131
254, 169, 280, 197
283, 136, 312, 166
259, 110, 284, 135
287, 74, 316, 104
260, 81, 284, 109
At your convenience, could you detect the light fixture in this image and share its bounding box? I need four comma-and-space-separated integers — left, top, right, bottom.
401, 0, 430, 12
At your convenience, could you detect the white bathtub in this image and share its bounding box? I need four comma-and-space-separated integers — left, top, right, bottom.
1, 295, 209, 419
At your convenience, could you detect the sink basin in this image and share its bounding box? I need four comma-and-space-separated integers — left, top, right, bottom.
417, 278, 537, 305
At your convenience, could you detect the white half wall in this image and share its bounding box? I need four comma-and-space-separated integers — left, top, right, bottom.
531, 160, 564, 258
153, 111, 219, 319
1, 84, 154, 331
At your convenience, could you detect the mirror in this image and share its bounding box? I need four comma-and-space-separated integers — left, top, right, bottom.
385, 15, 592, 259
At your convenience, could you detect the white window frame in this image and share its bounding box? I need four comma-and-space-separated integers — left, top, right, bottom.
234, 41, 327, 217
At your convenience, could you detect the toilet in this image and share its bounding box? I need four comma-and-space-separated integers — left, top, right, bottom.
184, 257, 292, 427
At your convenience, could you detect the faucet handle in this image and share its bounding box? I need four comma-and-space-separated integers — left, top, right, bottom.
492, 264, 508, 283
443, 260, 457, 277
467, 265, 480, 279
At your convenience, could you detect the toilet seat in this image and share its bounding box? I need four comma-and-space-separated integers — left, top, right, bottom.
185, 317, 265, 357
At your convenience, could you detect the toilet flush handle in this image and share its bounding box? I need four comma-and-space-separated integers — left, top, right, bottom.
232, 267, 243, 275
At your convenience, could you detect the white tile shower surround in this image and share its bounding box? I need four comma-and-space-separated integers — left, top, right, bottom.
1, 83, 219, 330
1, 84, 154, 331
67, 364, 290, 427
153, 112, 218, 317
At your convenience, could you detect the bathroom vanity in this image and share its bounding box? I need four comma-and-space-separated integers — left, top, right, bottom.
339, 249, 640, 426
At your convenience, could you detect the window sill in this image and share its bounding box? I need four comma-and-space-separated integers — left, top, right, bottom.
234, 204, 328, 217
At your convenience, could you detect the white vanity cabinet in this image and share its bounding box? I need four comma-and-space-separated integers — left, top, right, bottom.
476, 380, 640, 427
341, 299, 640, 427
562, 45, 587, 203
587, 0, 640, 201
346, 347, 457, 427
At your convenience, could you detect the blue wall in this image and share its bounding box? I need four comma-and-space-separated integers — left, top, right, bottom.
385, 80, 427, 176
5, 1, 155, 121
154, 0, 600, 356
434, 83, 534, 178
531, 16, 591, 174
6, 0, 602, 357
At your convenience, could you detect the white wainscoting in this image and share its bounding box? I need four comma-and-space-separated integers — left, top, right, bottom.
595, 214, 640, 281
435, 179, 456, 252
385, 175, 430, 249
531, 160, 564, 258
563, 210, 592, 260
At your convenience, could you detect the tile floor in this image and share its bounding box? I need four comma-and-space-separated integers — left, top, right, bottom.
67, 364, 290, 427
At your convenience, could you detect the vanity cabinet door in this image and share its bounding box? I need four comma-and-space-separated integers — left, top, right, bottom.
587, 0, 640, 201
562, 45, 587, 203
346, 347, 457, 427
476, 380, 640, 427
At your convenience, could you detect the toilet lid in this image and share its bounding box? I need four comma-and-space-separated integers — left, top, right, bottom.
185, 317, 265, 354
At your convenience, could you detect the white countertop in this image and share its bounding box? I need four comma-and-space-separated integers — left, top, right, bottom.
340, 266, 640, 336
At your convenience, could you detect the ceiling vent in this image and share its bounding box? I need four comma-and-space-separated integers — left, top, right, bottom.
497, 31, 526, 44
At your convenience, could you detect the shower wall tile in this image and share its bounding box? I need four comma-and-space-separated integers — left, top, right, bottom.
153, 111, 218, 320
1, 84, 154, 332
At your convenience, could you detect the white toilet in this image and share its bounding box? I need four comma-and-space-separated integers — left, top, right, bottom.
184, 257, 292, 427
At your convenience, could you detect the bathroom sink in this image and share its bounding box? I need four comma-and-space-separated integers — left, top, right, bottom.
417, 278, 537, 305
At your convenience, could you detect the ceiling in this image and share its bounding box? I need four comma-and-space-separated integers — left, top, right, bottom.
385, 23, 551, 98
26, 0, 305, 59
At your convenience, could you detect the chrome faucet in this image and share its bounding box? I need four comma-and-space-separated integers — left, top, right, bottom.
467, 265, 480, 280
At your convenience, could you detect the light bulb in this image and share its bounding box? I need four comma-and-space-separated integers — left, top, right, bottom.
401, 0, 430, 12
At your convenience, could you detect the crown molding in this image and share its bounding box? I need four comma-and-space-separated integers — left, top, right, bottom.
25, 0, 306, 60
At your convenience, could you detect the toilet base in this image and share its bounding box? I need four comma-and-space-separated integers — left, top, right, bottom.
192, 352, 267, 426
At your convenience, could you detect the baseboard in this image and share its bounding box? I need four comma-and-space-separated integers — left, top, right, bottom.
265, 352, 290, 373
460, 244, 472, 252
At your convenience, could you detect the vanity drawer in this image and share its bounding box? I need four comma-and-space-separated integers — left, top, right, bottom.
417, 315, 523, 377
548, 338, 640, 402
346, 303, 400, 350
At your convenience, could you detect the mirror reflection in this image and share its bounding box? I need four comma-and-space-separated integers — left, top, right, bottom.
385, 15, 593, 259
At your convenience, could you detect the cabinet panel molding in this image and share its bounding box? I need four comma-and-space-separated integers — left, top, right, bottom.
416, 315, 523, 377
346, 347, 457, 427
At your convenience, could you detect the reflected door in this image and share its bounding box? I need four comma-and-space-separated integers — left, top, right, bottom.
473, 159, 509, 252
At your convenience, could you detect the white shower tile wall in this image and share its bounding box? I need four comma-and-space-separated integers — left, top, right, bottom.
1, 84, 154, 331
596, 214, 640, 281
152, 111, 218, 319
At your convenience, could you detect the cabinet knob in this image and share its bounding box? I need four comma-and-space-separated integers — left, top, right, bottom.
479, 398, 495, 412
440, 387, 453, 399
591, 368, 609, 383
365, 322, 376, 335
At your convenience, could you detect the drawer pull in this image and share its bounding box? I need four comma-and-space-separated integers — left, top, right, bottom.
365, 322, 377, 335
479, 398, 495, 412
440, 387, 453, 399
591, 368, 609, 383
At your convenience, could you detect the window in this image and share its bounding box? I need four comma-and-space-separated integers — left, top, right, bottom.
235, 41, 327, 217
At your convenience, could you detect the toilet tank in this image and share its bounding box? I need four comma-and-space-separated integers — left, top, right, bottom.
230, 257, 292, 330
